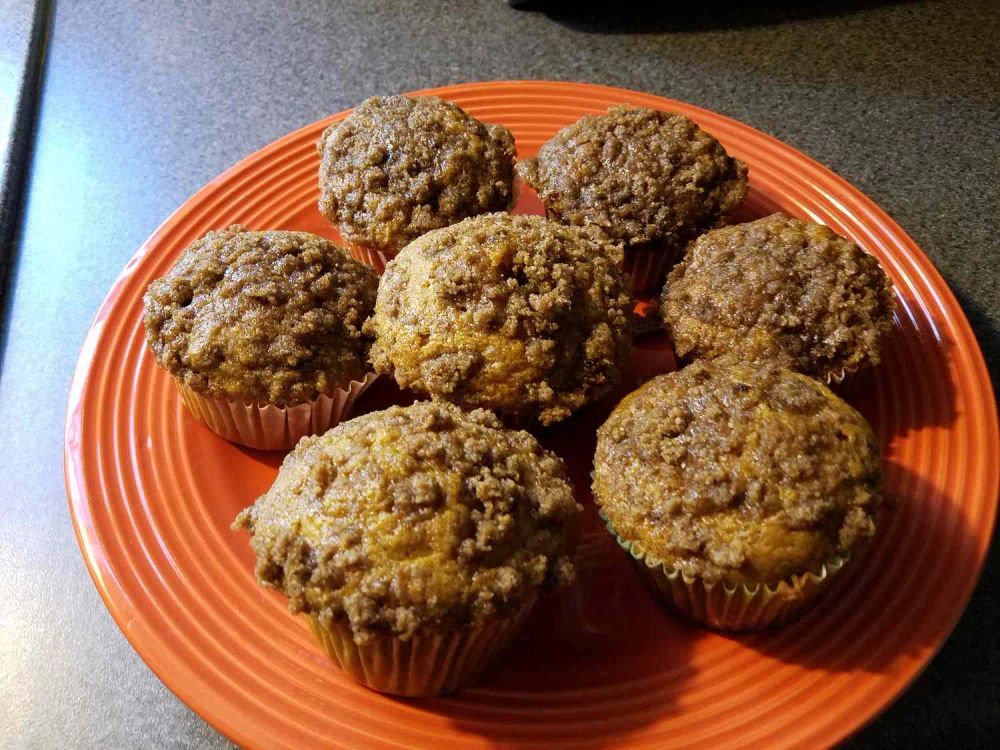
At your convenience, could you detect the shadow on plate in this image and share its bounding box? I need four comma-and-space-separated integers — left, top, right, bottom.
733, 459, 979, 673
841, 308, 959, 440
952, 286, 999, 391
839, 516, 1000, 746
406, 496, 697, 749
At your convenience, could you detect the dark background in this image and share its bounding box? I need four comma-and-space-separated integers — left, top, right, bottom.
1, 0, 997, 746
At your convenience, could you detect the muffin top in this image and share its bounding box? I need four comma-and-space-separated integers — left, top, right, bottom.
365, 213, 634, 425
516, 106, 748, 249
661, 214, 896, 381
234, 401, 579, 643
143, 225, 377, 405
593, 362, 883, 584
318, 95, 517, 253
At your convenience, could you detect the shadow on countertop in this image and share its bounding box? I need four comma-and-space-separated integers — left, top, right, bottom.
952, 287, 1000, 393
509, 0, 915, 33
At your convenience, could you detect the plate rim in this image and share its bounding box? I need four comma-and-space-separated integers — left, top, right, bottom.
63, 79, 1000, 749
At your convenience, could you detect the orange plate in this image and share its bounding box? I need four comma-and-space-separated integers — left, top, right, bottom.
64, 82, 999, 749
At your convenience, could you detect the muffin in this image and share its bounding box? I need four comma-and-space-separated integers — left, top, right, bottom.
318, 95, 517, 272
143, 225, 379, 450
365, 213, 634, 426
233, 401, 579, 695
661, 213, 896, 383
593, 361, 884, 630
517, 106, 748, 294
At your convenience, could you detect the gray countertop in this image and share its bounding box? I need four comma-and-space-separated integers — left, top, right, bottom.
1, 0, 997, 747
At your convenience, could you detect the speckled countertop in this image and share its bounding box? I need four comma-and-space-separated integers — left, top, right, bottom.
1, 0, 997, 747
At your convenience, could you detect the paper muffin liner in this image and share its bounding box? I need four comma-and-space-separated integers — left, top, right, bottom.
348, 190, 520, 276
175, 373, 378, 451
305, 594, 538, 697
501, 412, 535, 431
601, 513, 849, 631
824, 366, 852, 386
540, 208, 678, 297
623, 242, 683, 297
348, 243, 396, 275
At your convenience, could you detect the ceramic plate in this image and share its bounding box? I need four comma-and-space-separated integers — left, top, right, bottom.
65, 81, 999, 749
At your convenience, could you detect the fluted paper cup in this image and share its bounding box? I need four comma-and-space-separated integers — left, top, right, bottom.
348, 243, 396, 275
624, 242, 683, 296
541, 208, 678, 296
175, 373, 378, 450
602, 513, 848, 631
306, 594, 537, 696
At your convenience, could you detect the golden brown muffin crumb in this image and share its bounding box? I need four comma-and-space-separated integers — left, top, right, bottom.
517, 106, 747, 250
234, 401, 579, 643
318, 95, 517, 253
661, 213, 896, 380
365, 213, 634, 425
143, 225, 377, 405
593, 362, 883, 584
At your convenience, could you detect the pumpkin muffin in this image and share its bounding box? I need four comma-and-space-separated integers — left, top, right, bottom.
143, 225, 378, 449
593, 361, 884, 630
517, 106, 748, 293
234, 400, 579, 695
318, 95, 517, 272
661, 213, 896, 383
365, 213, 633, 426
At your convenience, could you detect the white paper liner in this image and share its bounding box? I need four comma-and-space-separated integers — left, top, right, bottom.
540, 207, 677, 296
347, 198, 519, 277
176, 373, 378, 450
601, 513, 848, 631
349, 243, 395, 275
306, 594, 537, 696
624, 242, 682, 296
501, 412, 535, 431
825, 368, 849, 385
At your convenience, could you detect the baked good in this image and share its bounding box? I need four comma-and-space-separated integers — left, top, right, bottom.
318, 95, 517, 271
593, 361, 884, 629
661, 213, 896, 382
143, 225, 378, 449
365, 212, 633, 426
234, 400, 579, 695
517, 106, 748, 293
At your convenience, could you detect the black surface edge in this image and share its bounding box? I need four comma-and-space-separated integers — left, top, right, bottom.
0, 0, 52, 355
